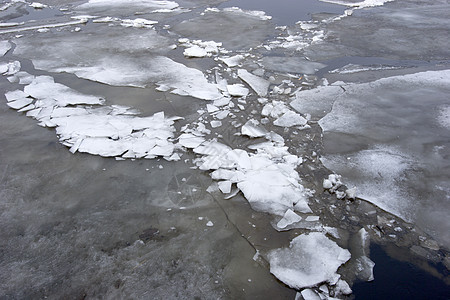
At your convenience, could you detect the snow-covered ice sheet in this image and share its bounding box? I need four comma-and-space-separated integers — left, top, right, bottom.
268, 232, 351, 289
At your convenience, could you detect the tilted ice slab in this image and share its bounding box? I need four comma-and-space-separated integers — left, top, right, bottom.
4, 76, 180, 160
13, 26, 222, 100
268, 232, 351, 289
0, 40, 11, 56
316, 70, 450, 246
319, 0, 394, 9
237, 69, 270, 97
194, 140, 310, 216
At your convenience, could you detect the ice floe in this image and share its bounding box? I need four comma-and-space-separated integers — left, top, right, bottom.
268, 232, 351, 289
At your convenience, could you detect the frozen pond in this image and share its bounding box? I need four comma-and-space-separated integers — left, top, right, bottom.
0, 0, 449, 298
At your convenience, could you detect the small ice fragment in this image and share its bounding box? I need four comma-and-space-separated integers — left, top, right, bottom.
215, 110, 229, 120
334, 279, 352, 296
178, 133, 205, 149
218, 181, 232, 194
206, 221, 214, 227
227, 84, 249, 97
241, 119, 267, 138
305, 216, 319, 222
184, 45, 208, 58
6, 98, 33, 110
210, 120, 222, 128
5, 90, 28, 102
30, 2, 47, 9
274, 111, 307, 127
277, 209, 302, 229
198, 217, 204, 220
0, 41, 11, 56
346, 187, 357, 199
301, 289, 321, 300
207, 104, 219, 113
219, 55, 244, 67
121, 18, 157, 28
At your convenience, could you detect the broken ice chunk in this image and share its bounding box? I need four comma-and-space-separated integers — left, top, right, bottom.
219, 55, 244, 67
178, 133, 205, 149
206, 104, 219, 113
277, 209, 302, 229
241, 119, 268, 138
305, 216, 320, 222
210, 120, 222, 128
346, 187, 357, 199
206, 221, 214, 227
268, 232, 351, 289
237, 69, 270, 97
5, 90, 29, 102
78, 137, 130, 157
226, 84, 249, 97
4, 61, 21, 75
218, 181, 232, 194
121, 18, 157, 28
300, 289, 321, 300
30, 2, 47, 9
184, 45, 208, 58
274, 111, 307, 127
0, 40, 11, 56
334, 279, 352, 296
24, 76, 104, 106
6, 98, 33, 110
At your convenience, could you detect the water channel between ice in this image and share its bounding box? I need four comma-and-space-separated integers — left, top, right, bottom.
0, 0, 449, 299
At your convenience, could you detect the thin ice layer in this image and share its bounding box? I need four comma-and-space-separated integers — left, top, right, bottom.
318, 70, 450, 247
13, 26, 221, 100
268, 232, 351, 289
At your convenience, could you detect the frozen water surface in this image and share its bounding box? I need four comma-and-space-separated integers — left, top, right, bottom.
1, 0, 449, 298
